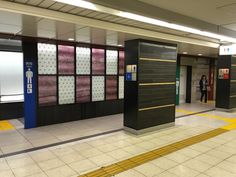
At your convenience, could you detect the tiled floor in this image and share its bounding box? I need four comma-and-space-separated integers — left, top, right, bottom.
1, 102, 236, 176
0, 102, 214, 155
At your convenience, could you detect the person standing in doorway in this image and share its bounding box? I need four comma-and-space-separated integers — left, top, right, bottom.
199, 75, 208, 103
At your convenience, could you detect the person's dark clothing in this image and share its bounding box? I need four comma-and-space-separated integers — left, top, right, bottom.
199, 79, 208, 103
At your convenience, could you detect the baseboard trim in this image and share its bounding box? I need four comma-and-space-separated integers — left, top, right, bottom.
124, 122, 175, 135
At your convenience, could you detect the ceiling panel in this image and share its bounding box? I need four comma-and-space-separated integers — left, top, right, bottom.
78, 9, 97, 16
69, 7, 86, 15
14, 0, 28, 3
26, 0, 43, 6
47, 2, 65, 10
223, 23, 236, 31
137, 0, 236, 26
58, 4, 76, 12
1, 0, 223, 46
0, 0, 220, 55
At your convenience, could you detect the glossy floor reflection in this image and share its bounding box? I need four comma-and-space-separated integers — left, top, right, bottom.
1, 102, 236, 177
0, 102, 216, 155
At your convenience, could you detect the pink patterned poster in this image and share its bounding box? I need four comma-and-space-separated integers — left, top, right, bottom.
106, 76, 117, 100
38, 76, 57, 106
92, 48, 104, 75
119, 50, 124, 75
76, 76, 90, 103
58, 45, 75, 74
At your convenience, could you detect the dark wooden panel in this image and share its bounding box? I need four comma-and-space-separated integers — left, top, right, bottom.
139, 42, 177, 60
37, 100, 123, 126
216, 55, 231, 109
124, 40, 139, 129
230, 82, 236, 95
0, 102, 23, 120
138, 85, 175, 108
137, 106, 175, 130
124, 39, 177, 131
231, 67, 236, 80
230, 97, 236, 109
231, 57, 236, 65
186, 66, 192, 103
139, 61, 176, 83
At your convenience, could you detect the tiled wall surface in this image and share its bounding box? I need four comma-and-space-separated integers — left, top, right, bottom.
38, 43, 124, 107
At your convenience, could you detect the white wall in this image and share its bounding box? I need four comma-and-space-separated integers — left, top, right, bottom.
0, 51, 23, 102
179, 66, 187, 104
180, 56, 210, 103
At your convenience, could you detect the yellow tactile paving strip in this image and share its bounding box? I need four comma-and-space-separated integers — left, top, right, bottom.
78, 128, 228, 177
0, 120, 15, 131
176, 108, 236, 131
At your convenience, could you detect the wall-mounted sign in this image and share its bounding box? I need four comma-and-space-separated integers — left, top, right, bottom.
220, 45, 236, 55
24, 59, 36, 129
126, 65, 137, 81
25, 62, 33, 94
218, 68, 229, 79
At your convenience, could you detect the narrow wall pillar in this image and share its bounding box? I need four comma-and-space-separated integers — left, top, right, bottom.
124, 39, 177, 134
216, 55, 236, 111
22, 39, 37, 128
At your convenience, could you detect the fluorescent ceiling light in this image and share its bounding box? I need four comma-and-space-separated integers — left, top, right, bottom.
183, 52, 188, 54
68, 38, 74, 41
198, 54, 203, 56
54, 0, 236, 44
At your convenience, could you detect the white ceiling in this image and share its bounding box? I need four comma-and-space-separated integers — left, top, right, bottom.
0, 0, 219, 57
138, 0, 236, 31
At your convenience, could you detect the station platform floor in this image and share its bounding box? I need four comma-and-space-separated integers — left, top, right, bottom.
1, 102, 236, 176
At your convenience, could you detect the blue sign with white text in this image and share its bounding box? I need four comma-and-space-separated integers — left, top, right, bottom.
126, 73, 132, 81
24, 61, 36, 128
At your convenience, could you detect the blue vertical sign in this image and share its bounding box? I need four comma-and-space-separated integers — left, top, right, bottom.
24, 61, 36, 128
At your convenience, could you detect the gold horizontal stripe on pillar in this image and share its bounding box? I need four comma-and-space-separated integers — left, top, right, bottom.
139, 82, 175, 86
139, 57, 176, 63
139, 104, 175, 112
230, 95, 236, 98
231, 80, 236, 83
232, 64, 236, 67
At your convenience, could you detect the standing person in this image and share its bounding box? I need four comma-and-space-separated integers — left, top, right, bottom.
199, 75, 208, 103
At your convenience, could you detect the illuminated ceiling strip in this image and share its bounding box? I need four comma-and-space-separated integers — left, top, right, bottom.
0, 1, 219, 48
54, 0, 236, 43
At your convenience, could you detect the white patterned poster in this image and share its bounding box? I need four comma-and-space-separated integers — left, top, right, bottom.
92, 76, 104, 101
38, 43, 57, 74
59, 76, 75, 104
76, 47, 91, 74
119, 76, 124, 99
106, 50, 118, 75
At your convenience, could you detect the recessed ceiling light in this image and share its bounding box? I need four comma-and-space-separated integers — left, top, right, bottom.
118, 44, 123, 47
68, 38, 74, 41
183, 52, 188, 54
198, 54, 203, 56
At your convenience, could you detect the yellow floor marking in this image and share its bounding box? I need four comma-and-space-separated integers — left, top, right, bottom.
177, 108, 236, 131
176, 109, 194, 114
78, 128, 228, 177
0, 120, 15, 131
